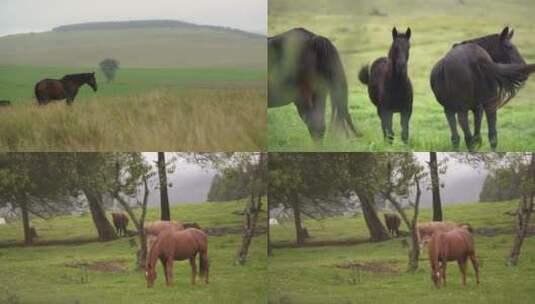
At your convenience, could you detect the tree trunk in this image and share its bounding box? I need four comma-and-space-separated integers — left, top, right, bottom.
237, 193, 262, 264
291, 194, 305, 246
83, 188, 117, 241
508, 153, 535, 266
429, 152, 443, 221
19, 198, 32, 245
355, 189, 390, 242
157, 152, 171, 221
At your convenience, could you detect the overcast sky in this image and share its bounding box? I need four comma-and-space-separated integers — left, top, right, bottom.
0, 0, 267, 37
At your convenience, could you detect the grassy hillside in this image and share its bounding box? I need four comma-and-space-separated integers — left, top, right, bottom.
268, 200, 535, 303
0, 200, 267, 304
268, 0, 535, 152
0, 21, 266, 69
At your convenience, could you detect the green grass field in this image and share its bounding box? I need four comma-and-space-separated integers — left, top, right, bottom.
268, 200, 535, 303
0, 200, 267, 304
0, 66, 266, 151
268, 0, 535, 152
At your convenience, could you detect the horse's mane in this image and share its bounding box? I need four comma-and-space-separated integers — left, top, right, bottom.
62, 73, 93, 81
455, 34, 499, 51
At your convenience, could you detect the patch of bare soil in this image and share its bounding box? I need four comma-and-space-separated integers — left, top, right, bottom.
204, 225, 267, 236
333, 261, 399, 273
64, 260, 127, 273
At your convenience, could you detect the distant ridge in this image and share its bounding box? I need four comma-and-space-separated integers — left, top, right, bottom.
52, 19, 265, 39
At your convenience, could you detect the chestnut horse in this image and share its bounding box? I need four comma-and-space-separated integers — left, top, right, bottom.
417, 221, 472, 245
144, 220, 185, 249
145, 228, 209, 287
428, 228, 480, 287
384, 213, 401, 237
111, 213, 129, 237
34, 72, 97, 105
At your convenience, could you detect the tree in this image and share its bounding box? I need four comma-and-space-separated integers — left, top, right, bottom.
99, 58, 120, 83
479, 165, 522, 202
157, 152, 171, 221
429, 152, 443, 221
507, 153, 535, 266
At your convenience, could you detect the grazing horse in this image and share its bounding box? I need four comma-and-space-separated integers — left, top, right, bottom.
384, 213, 401, 237
144, 220, 185, 249
428, 228, 480, 287
359, 27, 413, 144
111, 213, 129, 237
268, 28, 359, 142
430, 27, 535, 151
417, 221, 471, 246
145, 228, 209, 287
34, 72, 97, 105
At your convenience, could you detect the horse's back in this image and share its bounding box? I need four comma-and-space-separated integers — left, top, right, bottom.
35, 78, 66, 102
435, 228, 475, 260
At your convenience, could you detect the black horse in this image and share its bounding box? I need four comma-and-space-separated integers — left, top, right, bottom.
34, 72, 97, 105
359, 27, 413, 144
430, 27, 535, 151
268, 28, 359, 142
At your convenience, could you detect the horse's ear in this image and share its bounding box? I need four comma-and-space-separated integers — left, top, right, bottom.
392, 27, 398, 39
499, 26, 509, 41
508, 29, 514, 40
406, 28, 411, 39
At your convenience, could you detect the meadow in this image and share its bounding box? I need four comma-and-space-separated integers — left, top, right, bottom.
0, 200, 267, 304
268, 0, 535, 152
268, 200, 535, 303
0, 21, 267, 151
0, 66, 266, 151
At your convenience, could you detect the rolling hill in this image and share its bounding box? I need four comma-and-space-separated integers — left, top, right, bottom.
0, 20, 266, 69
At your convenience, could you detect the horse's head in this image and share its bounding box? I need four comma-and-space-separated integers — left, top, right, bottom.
431, 266, 442, 288
495, 27, 525, 64
389, 27, 411, 75
88, 72, 98, 92
145, 267, 156, 288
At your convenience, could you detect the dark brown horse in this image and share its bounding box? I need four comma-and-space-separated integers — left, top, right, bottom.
359, 27, 413, 144
430, 27, 535, 151
145, 228, 209, 287
384, 213, 401, 237
111, 213, 129, 237
268, 28, 359, 142
428, 228, 480, 288
34, 72, 97, 105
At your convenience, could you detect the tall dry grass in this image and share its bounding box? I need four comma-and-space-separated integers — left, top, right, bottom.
0, 89, 266, 151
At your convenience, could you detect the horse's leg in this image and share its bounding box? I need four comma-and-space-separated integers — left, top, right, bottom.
457, 111, 473, 151
189, 256, 197, 285
380, 109, 394, 143
400, 109, 411, 144
160, 257, 168, 285
445, 109, 460, 149
485, 108, 498, 151
469, 254, 480, 285
473, 106, 483, 146
458, 257, 467, 286
441, 261, 447, 286
165, 259, 174, 286
377, 108, 387, 139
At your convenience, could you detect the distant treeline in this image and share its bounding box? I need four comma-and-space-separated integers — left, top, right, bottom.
479, 166, 523, 202
52, 20, 265, 39
207, 173, 250, 202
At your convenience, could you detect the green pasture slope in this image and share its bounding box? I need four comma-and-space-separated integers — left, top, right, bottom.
268, 201, 535, 304
268, 0, 535, 152
0, 21, 266, 151
0, 200, 267, 304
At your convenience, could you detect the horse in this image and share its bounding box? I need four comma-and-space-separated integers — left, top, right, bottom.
430, 27, 535, 151
144, 220, 185, 249
0, 100, 10, 107
34, 72, 97, 105
359, 27, 413, 144
428, 228, 480, 287
145, 228, 209, 287
417, 221, 472, 246
384, 213, 401, 237
268, 27, 359, 142
111, 213, 129, 237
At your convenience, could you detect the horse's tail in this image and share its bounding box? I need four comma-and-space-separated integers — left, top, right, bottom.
479, 61, 535, 108
199, 249, 209, 278
308, 35, 359, 138
358, 65, 370, 85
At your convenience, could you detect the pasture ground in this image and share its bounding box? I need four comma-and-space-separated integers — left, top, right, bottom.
0, 66, 266, 151
0, 200, 267, 304
268, 0, 535, 152
268, 200, 535, 303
